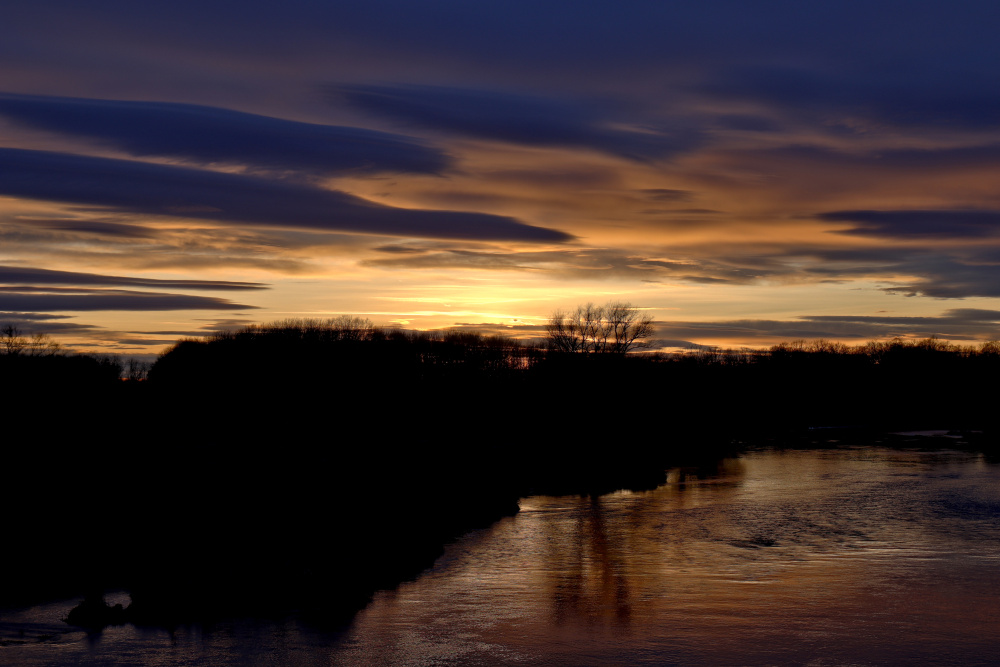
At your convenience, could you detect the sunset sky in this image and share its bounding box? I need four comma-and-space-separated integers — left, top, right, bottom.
4, 1, 1000, 355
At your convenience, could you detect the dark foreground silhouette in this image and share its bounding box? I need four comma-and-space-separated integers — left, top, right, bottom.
3, 323, 998, 630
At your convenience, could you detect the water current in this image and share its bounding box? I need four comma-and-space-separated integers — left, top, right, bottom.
3, 446, 999, 665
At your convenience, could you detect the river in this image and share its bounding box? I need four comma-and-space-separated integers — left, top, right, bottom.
3, 445, 999, 665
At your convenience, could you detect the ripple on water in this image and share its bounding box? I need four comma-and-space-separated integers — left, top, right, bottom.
2, 447, 999, 665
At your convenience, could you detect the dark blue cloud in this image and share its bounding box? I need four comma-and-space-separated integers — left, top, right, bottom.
803, 245, 1000, 299
0, 312, 100, 334
700, 64, 1000, 131
0, 291, 256, 311
4, 3, 999, 153
0, 148, 572, 243
888, 260, 1000, 299
820, 209, 1000, 239
363, 246, 776, 283
5, 2, 1000, 111
29, 219, 156, 238
639, 189, 694, 202
332, 84, 701, 161
654, 319, 883, 342
807, 310, 1000, 326
10, 2, 997, 76
712, 115, 781, 133
0, 266, 266, 291
0, 93, 449, 176
757, 144, 1000, 171
656, 308, 1000, 343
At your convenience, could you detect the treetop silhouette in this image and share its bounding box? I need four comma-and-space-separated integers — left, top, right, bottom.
546, 301, 655, 354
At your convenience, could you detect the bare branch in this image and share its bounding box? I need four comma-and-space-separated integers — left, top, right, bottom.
545, 301, 654, 355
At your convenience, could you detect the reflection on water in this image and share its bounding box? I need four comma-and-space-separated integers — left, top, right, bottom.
4, 447, 1000, 665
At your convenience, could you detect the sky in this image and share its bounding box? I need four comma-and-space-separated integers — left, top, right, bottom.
4, 1, 1000, 355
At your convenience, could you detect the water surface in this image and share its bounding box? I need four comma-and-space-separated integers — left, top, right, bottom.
4, 447, 999, 665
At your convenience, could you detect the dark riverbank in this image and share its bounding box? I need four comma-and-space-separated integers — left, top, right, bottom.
4, 326, 999, 630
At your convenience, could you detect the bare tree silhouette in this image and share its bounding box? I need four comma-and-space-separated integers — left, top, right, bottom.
546, 301, 654, 354
1, 324, 61, 356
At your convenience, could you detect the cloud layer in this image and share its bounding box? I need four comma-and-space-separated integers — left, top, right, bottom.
652, 308, 1000, 347
333, 84, 701, 161
0, 265, 266, 290
822, 210, 1000, 239
0, 148, 571, 242
0, 291, 256, 312
0, 93, 450, 176
0, 265, 261, 317
3, 2, 1000, 350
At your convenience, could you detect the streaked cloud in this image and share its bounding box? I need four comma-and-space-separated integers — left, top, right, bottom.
802, 247, 1000, 299
702, 64, 1000, 131
332, 84, 702, 161
0, 92, 450, 176
0, 290, 257, 312
0, 148, 572, 242
638, 189, 694, 202
0, 311, 99, 334
19, 218, 157, 239
822, 209, 1000, 239
0, 265, 266, 290
364, 246, 776, 283
655, 308, 1000, 345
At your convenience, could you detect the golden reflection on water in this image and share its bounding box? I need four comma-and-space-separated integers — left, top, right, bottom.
341, 448, 1000, 665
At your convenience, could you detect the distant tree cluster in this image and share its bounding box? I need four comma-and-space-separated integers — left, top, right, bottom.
154, 307, 661, 389
1, 323, 150, 379
212, 316, 380, 344
151, 317, 541, 389
679, 336, 1000, 367
1, 324, 61, 356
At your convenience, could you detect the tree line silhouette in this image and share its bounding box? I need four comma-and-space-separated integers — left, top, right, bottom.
3, 312, 999, 629
147, 313, 1000, 441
